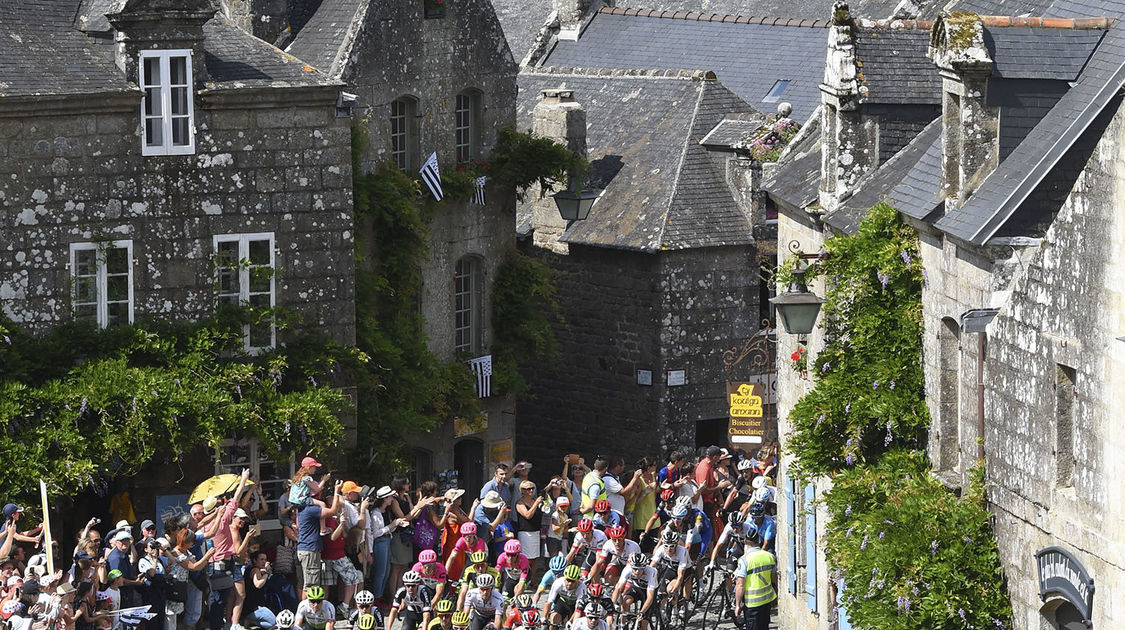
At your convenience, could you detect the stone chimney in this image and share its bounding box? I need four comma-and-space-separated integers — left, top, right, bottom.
219, 0, 291, 46
818, 2, 879, 213
107, 0, 217, 85
556, 0, 595, 40
531, 89, 588, 253
929, 12, 999, 207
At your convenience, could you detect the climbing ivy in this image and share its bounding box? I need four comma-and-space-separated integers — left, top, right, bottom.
489, 252, 560, 395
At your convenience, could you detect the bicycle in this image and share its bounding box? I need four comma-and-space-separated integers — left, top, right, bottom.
698, 562, 740, 630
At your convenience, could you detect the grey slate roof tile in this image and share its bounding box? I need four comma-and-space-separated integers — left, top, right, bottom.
700, 116, 768, 147
935, 19, 1125, 244
984, 27, 1105, 80
855, 28, 942, 104
286, 0, 368, 76
517, 71, 756, 251
204, 20, 338, 88
886, 125, 942, 220
541, 12, 827, 120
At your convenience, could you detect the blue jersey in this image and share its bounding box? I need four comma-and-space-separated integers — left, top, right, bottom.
752, 516, 776, 544
537, 571, 558, 593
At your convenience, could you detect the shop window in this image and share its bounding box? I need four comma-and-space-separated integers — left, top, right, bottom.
70, 241, 133, 328
214, 439, 295, 531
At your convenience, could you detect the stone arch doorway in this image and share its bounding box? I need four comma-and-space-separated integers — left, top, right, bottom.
1041, 599, 1088, 630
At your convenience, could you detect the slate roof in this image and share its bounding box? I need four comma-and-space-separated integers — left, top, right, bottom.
935, 19, 1125, 244
203, 20, 338, 89
492, 0, 554, 62
517, 69, 757, 251
827, 117, 942, 232
855, 27, 943, 104
609, 0, 942, 19
886, 129, 942, 220
285, 0, 368, 77
985, 26, 1106, 79
762, 110, 822, 212
540, 10, 828, 120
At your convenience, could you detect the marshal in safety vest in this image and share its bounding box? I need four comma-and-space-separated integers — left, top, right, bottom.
736, 548, 777, 608
581, 471, 607, 514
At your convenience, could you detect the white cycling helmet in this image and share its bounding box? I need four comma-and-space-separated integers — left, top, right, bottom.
403, 571, 423, 585
275, 610, 296, 629
737, 459, 753, 471
355, 590, 375, 606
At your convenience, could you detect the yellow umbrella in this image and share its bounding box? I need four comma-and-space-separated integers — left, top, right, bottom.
188, 474, 256, 504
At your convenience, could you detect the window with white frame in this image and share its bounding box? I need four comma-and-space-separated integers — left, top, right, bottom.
70, 241, 133, 328
455, 91, 481, 162
214, 233, 276, 351
139, 49, 195, 156
454, 255, 483, 353
391, 97, 418, 170
214, 439, 295, 531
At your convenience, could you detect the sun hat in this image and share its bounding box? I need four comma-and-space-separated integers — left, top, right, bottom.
375, 485, 395, 500
444, 488, 465, 502
113, 530, 132, 542
202, 497, 219, 514
481, 490, 504, 509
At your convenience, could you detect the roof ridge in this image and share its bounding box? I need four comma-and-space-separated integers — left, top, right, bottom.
856, 15, 1114, 30
597, 6, 829, 28
524, 66, 720, 80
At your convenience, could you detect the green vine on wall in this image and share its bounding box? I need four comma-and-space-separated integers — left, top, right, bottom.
489, 252, 560, 395
440, 126, 589, 203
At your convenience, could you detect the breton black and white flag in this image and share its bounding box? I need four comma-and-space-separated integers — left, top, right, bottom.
472, 176, 487, 206
419, 152, 443, 201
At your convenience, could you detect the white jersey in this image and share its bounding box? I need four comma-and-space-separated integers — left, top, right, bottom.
651, 544, 691, 572
296, 599, 337, 630
598, 538, 641, 563
547, 575, 587, 606
567, 619, 609, 630
717, 522, 757, 549
465, 588, 505, 616
571, 530, 608, 554
618, 565, 659, 591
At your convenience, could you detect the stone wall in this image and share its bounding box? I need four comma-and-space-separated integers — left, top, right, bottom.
0, 89, 356, 346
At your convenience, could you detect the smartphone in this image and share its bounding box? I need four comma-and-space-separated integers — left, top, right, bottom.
249, 524, 262, 538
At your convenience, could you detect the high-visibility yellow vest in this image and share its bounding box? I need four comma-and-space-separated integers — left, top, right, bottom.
739, 548, 777, 608
581, 471, 607, 513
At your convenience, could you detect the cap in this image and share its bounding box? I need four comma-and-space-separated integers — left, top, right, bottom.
300, 456, 322, 468
1, 504, 23, 519
140, 520, 155, 530
107, 570, 123, 581
5, 576, 21, 587
340, 481, 362, 495
74, 551, 92, 560
155, 537, 170, 549
481, 490, 504, 509
113, 530, 132, 542
1, 600, 20, 620
202, 497, 219, 514
705, 446, 722, 458
22, 579, 40, 594
719, 448, 732, 459
556, 496, 570, 506
375, 485, 395, 500
234, 509, 249, 520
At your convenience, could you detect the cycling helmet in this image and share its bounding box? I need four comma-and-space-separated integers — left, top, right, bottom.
520, 610, 541, 628
469, 550, 489, 565
577, 518, 594, 532
594, 500, 611, 514
728, 512, 746, 526
660, 529, 679, 545
275, 610, 296, 629
418, 549, 438, 564
475, 573, 496, 589
504, 539, 522, 555
357, 614, 377, 630
563, 565, 582, 581
748, 502, 766, 518
659, 489, 676, 502
674, 496, 693, 510
606, 526, 626, 539
355, 590, 375, 606
452, 612, 471, 628
587, 582, 604, 598
460, 522, 478, 536
671, 504, 690, 519
736, 459, 753, 471
583, 602, 606, 618
435, 599, 455, 614
549, 555, 567, 574
403, 571, 423, 586
628, 552, 649, 569
514, 593, 534, 610
305, 585, 325, 601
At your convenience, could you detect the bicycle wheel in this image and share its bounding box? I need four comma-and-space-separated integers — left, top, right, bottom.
698, 580, 721, 630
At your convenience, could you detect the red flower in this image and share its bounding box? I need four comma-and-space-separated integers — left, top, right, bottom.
790, 350, 803, 361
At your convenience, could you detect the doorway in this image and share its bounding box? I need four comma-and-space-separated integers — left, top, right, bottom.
1043, 601, 1087, 630
454, 438, 485, 499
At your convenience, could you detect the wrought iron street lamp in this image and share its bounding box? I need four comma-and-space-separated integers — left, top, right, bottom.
552, 187, 598, 222
770, 265, 822, 339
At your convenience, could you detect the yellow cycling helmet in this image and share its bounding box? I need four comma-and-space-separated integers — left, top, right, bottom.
357, 614, 377, 630
451, 611, 471, 628
469, 550, 488, 565
563, 565, 581, 581
305, 585, 325, 601
435, 600, 455, 614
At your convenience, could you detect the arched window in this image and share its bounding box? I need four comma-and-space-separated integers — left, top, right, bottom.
454, 90, 482, 162
454, 255, 483, 353
390, 96, 419, 170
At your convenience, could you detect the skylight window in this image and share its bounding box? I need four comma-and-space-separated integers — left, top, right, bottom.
763, 79, 791, 103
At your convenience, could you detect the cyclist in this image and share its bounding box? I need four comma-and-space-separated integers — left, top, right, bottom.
414, 549, 450, 604
496, 539, 531, 598
542, 565, 586, 628
574, 581, 615, 627
664, 497, 712, 562
588, 527, 639, 586
388, 571, 434, 630
611, 553, 658, 630
514, 609, 543, 630
351, 590, 385, 629
533, 556, 568, 606
356, 614, 380, 630
463, 573, 505, 630
446, 523, 488, 579
566, 603, 608, 630
745, 503, 776, 553
722, 460, 755, 515
427, 599, 457, 630
708, 511, 755, 569
458, 551, 500, 609
502, 593, 537, 629
565, 519, 606, 576
649, 530, 691, 610
294, 586, 336, 630
450, 611, 472, 630
590, 501, 624, 532
750, 477, 777, 516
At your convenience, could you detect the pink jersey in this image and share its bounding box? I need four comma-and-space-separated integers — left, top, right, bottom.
411, 562, 448, 590
454, 536, 488, 556
496, 552, 530, 581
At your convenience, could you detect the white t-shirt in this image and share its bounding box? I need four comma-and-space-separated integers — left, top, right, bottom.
602, 474, 626, 515
598, 538, 640, 564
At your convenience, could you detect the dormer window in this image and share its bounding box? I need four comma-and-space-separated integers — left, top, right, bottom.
140, 49, 195, 156
763, 79, 790, 103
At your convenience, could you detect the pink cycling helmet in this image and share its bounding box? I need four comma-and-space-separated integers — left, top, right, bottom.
504, 539, 522, 555
418, 549, 437, 563
460, 522, 477, 535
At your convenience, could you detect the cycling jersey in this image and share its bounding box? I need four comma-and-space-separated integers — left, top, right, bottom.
715, 522, 757, 556
574, 594, 616, 616
296, 599, 337, 630
425, 620, 450, 630
566, 618, 608, 630
750, 516, 777, 545
350, 607, 386, 629
665, 508, 712, 552
618, 565, 659, 592
496, 552, 530, 582
464, 588, 505, 617
461, 565, 501, 590
535, 571, 559, 595
591, 511, 624, 531
546, 577, 587, 608
597, 539, 640, 566
392, 585, 435, 614
570, 530, 608, 566
651, 544, 691, 573
412, 562, 449, 591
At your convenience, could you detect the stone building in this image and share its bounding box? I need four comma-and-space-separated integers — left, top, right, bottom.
0, 0, 355, 526
767, 2, 1125, 628
283, 0, 520, 494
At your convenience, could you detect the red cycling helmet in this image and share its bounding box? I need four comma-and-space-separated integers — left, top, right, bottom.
587, 582, 604, 598
577, 518, 594, 532
606, 526, 626, 539
659, 488, 676, 502
594, 500, 611, 513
